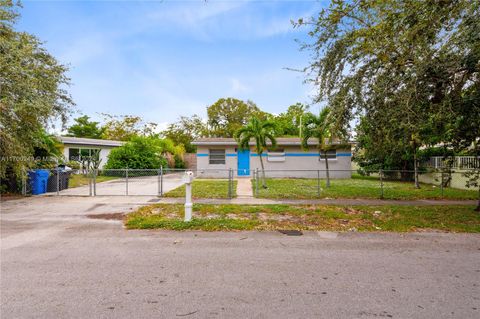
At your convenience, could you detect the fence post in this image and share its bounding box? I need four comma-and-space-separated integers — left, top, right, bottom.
158, 166, 162, 196
255, 168, 259, 197
440, 170, 444, 198
317, 170, 320, 197
231, 168, 234, 199
56, 159, 60, 196
227, 169, 230, 199
379, 169, 384, 199
228, 169, 232, 199
93, 169, 97, 196
22, 168, 27, 196
89, 169, 92, 196
161, 166, 164, 196
125, 168, 129, 196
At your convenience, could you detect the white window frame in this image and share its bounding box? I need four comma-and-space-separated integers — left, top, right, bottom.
69, 147, 100, 161
319, 150, 337, 161
267, 149, 285, 162
209, 149, 226, 165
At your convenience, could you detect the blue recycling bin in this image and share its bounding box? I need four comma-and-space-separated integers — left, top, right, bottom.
28, 169, 50, 195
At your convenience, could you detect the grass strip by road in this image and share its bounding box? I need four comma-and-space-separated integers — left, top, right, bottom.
164, 179, 238, 199
125, 204, 480, 232
69, 174, 119, 188
253, 175, 478, 200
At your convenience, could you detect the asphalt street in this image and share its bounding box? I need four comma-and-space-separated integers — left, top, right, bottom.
1, 196, 479, 318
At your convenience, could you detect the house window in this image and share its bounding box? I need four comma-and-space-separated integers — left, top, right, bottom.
319, 150, 336, 160
69, 148, 80, 161
267, 149, 285, 162
209, 149, 226, 165
80, 149, 91, 157
68, 148, 100, 161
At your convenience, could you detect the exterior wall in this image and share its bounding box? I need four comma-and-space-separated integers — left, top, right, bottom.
62, 144, 114, 169
183, 153, 197, 169
196, 145, 352, 178
195, 145, 236, 178
418, 171, 473, 190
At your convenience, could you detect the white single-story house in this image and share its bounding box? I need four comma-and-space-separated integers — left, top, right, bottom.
58, 137, 124, 168
192, 137, 353, 178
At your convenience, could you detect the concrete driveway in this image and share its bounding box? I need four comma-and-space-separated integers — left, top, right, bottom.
57, 172, 185, 196
1, 196, 479, 318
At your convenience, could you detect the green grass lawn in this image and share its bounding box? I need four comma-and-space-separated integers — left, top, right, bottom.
125, 203, 480, 232
164, 179, 238, 199
253, 175, 478, 200
69, 174, 118, 188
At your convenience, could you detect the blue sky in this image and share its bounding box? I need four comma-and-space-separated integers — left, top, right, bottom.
19, 0, 325, 129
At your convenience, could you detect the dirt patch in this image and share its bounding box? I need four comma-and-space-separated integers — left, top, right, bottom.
0, 194, 26, 202
226, 213, 252, 220
204, 213, 221, 219
258, 212, 299, 222
343, 207, 363, 215
87, 213, 125, 220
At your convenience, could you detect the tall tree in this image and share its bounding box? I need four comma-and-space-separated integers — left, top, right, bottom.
274, 103, 309, 137
162, 115, 207, 153
0, 1, 73, 181
101, 114, 157, 141
297, 0, 479, 185
207, 98, 267, 137
301, 108, 335, 188
235, 117, 277, 188
67, 115, 104, 139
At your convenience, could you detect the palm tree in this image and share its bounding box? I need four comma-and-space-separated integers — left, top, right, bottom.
301, 107, 334, 188
235, 117, 277, 188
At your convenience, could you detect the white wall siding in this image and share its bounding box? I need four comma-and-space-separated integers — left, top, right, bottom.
196, 145, 352, 178
196, 146, 237, 178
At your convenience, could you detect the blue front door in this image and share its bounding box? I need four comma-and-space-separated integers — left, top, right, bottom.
237, 149, 250, 176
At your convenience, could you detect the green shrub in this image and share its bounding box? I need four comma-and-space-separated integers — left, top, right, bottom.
104, 136, 169, 169
66, 160, 81, 170
174, 154, 186, 168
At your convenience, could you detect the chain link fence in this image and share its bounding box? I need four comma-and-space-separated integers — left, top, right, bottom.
252, 168, 479, 200
2, 167, 478, 201
7, 167, 236, 198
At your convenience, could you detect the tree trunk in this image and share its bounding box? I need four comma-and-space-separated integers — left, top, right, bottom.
259, 153, 267, 189
414, 149, 420, 189
325, 153, 330, 188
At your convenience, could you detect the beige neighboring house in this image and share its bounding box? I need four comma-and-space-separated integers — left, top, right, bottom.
58, 137, 124, 169
192, 137, 353, 178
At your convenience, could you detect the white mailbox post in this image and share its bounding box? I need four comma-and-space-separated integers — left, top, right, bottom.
182, 171, 195, 221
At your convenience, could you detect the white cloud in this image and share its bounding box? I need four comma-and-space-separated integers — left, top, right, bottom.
229, 78, 249, 94
59, 34, 111, 66
142, 1, 246, 41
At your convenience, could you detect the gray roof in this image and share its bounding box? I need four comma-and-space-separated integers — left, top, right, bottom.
192, 137, 322, 146
58, 136, 124, 147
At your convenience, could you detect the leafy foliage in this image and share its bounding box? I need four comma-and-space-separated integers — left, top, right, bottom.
207, 98, 267, 137
101, 114, 158, 141
104, 136, 178, 169
301, 107, 337, 187
297, 0, 479, 170
274, 103, 309, 136
162, 115, 207, 153
32, 131, 63, 169
0, 1, 73, 178
66, 115, 104, 139
235, 117, 277, 188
